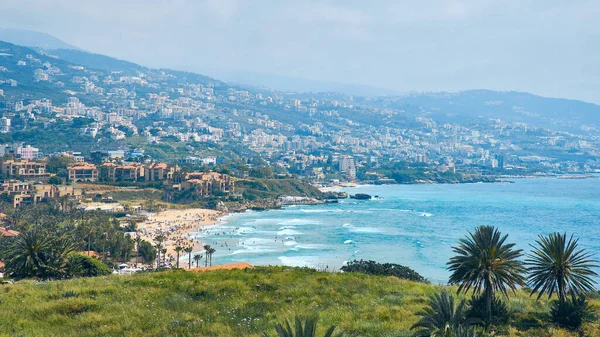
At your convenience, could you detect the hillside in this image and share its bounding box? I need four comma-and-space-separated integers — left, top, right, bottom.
0, 27, 80, 50
0, 267, 597, 337
382, 90, 600, 132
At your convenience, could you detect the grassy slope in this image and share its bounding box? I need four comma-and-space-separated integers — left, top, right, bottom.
0, 267, 598, 337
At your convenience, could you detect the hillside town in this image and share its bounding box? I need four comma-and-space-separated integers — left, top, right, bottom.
0, 41, 599, 191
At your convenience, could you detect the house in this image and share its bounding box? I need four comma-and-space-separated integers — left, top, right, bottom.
0, 226, 19, 237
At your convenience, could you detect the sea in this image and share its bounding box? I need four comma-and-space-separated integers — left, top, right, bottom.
193, 177, 600, 284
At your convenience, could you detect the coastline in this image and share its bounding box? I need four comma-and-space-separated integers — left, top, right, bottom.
137, 208, 225, 267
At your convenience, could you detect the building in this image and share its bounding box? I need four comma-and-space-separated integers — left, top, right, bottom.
0, 160, 47, 178
17, 145, 39, 160
0, 117, 10, 133
0, 226, 19, 237
99, 163, 144, 182
0, 180, 82, 208
68, 163, 99, 182
338, 155, 357, 179
179, 172, 235, 196
145, 163, 178, 181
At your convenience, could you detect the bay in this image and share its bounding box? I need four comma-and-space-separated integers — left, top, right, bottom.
197, 177, 600, 284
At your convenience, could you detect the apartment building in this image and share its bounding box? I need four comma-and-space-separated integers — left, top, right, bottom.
179, 172, 235, 196
0, 160, 47, 178
68, 163, 99, 182
0, 180, 83, 208
144, 163, 178, 181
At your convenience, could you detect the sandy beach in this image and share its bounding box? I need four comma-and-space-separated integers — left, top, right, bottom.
137, 208, 225, 267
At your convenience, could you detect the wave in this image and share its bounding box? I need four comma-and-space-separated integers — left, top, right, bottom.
342, 223, 353, 228
283, 240, 298, 246
278, 225, 297, 230
278, 256, 320, 267
344, 240, 355, 244
278, 218, 319, 226
277, 229, 303, 236
419, 212, 433, 217
300, 209, 343, 213
348, 227, 384, 234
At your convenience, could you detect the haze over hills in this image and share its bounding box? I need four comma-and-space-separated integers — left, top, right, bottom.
0, 27, 81, 51
0, 36, 599, 136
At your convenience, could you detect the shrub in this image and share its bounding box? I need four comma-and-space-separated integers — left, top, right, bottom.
66, 253, 111, 278
340, 260, 427, 283
550, 294, 594, 330
467, 294, 508, 326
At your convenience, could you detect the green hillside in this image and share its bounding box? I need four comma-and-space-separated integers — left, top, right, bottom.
0, 267, 598, 337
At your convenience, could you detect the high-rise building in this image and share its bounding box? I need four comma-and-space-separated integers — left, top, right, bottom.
0, 117, 10, 133
338, 155, 356, 179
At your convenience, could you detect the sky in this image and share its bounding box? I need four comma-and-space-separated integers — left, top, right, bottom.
0, 0, 598, 102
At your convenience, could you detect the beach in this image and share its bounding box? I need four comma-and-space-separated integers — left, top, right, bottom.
137, 208, 225, 267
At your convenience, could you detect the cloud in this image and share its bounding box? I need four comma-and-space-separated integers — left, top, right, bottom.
0, 0, 598, 102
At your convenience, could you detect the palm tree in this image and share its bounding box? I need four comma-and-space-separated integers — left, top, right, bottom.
174, 246, 183, 268
184, 246, 193, 269
208, 247, 216, 266
203, 244, 211, 267
411, 289, 468, 337
263, 316, 338, 337
1, 228, 76, 280
154, 235, 165, 268
193, 254, 203, 268
527, 232, 598, 305
134, 236, 142, 267
447, 225, 526, 323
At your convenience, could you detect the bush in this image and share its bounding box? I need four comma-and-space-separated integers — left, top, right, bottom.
467, 293, 508, 326
551, 294, 594, 330
340, 259, 427, 283
66, 253, 111, 278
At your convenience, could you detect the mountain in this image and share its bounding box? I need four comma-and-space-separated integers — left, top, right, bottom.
382, 90, 600, 132
1, 38, 600, 133
0, 27, 81, 50
209, 69, 399, 96
48, 48, 146, 73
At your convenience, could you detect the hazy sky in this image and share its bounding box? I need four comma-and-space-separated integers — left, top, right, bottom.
0, 0, 598, 102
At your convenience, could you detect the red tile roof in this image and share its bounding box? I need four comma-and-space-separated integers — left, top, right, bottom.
0, 227, 19, 237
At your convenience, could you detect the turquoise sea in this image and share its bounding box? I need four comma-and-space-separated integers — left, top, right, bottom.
195, 177, 600, 283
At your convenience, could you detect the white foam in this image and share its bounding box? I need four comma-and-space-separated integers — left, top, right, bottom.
348, 227, 383, 234
278, 219, 319, 226
284, 240, 298, 246
344, 240, 355, 244
277, 229, 303, 236
419, 212, 433, 217
342, 223, 353, 228
278, 255, 320, 267
295, 244, 326, 250
278, 225, 297, 230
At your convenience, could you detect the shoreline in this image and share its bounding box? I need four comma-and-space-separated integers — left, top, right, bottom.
137, 208, 226, 267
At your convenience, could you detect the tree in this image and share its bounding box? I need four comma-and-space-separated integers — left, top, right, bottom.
138, 240, 156, 265
526, 232, 598, 305
184, 246, 193, 269
447, 226, 526, 323
263, 316, 338, 337
174, 246, 183, 268
1, 228, 76, 280
66, 253, 110, 277
193, 253, 203, 268
134, 236, 143, 267
208, 247, 216, 266
411, 289, 468, 337
154, 235, 165, 268
203, 244, 211, 267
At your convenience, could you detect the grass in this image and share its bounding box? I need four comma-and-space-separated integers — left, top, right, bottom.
0, 267, 598, 337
